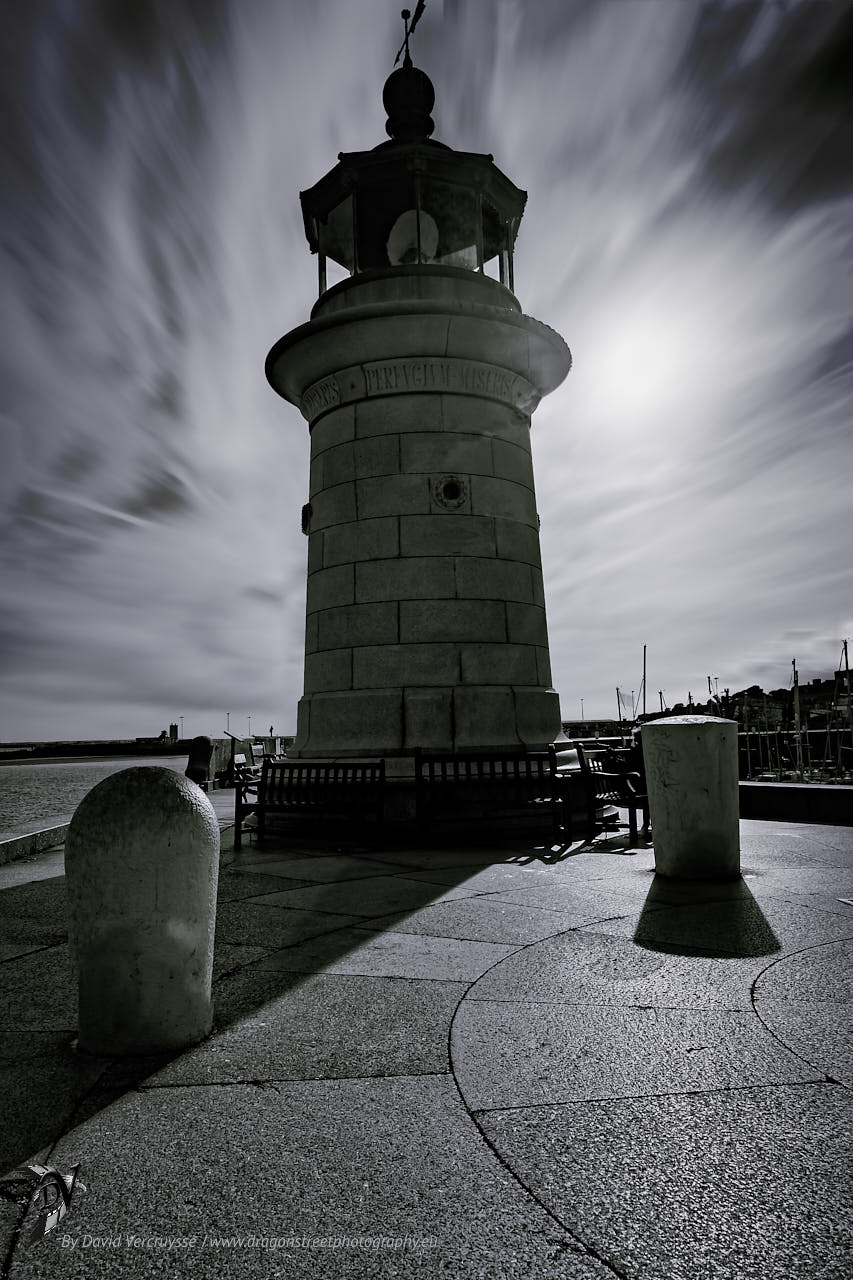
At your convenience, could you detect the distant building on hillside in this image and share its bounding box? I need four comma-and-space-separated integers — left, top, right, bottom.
561, 669, 851, 740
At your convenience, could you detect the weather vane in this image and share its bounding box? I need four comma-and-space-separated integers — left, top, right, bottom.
394, 1, 426, 66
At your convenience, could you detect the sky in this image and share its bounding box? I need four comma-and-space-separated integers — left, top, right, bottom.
0, 0, 851, 742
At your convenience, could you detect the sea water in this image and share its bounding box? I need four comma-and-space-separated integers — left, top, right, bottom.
0, 758, 187, 836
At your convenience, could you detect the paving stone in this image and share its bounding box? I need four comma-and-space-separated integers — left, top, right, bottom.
363, 848, 518, 871
214, 900, 363, 948
569, 885, 851, 956
399, 862, 565, 892
546, 850, 658, 891
747, 864, 853, 913
0, 851, 65, 890
0, 1031, 73, 1065
756, 938, 853, 1003
377, 896, 605, 945
5, 1077, 614, 1280
0, 920, 67, 951
229, 853, 400, 882
489, 880, 640, 921
477, 1084, 853, 1280
145, 973, 468, 1085
753, 940, 853, 1084
740, 820, 853, 868
0, 1204, 24, 1261
0, 945, 77, 1032
628, 873, 768, 907
0, 877, 69, 951
756, 999, 853, 1085
211, 944, 269, 981
631, 897, 783, 958
244, 875, 479, 919
0, 879, 69, 932
238, 827, 389, 855
215, 872, 313, 902
0, 1034, 107, 1175
484, 883, 635, 927
0, 942, 59, 962
465, 929, 766, 1010
453, 1001, 822, 1110
257, 927, 517, 982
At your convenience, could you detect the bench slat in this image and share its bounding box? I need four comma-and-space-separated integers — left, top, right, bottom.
414, 748, 572, 838
235, 759, 385, 849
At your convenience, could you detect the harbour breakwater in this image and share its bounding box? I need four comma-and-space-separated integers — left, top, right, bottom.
0, 738, 188, 763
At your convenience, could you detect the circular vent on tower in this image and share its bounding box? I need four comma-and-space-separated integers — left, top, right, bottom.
432, 475, 468, 510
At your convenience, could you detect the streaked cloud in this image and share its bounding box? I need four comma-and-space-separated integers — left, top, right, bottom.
0, 0, 849, 738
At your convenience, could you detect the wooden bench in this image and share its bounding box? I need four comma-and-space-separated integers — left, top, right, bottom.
551, 744, 598, 843
233, 752, 261, 782
234, 758, 385, 850
415, 748, 587, 841
576, 744, 649, 846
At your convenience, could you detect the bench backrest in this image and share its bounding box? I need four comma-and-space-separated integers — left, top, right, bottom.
416, 751, 553, 785
258, 759, 385, 808
576, 744, 627, 804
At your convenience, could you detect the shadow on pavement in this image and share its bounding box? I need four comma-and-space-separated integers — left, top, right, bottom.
0, 817, 590, 1176
633, 872, 782, 957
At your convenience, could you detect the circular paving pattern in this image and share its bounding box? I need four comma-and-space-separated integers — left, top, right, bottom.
451, 918, 853, 1280
753, 937, 853, 1085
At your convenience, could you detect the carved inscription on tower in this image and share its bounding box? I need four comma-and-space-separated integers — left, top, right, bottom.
301, 358, 538, 423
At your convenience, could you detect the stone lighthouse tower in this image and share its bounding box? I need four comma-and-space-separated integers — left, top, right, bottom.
266, 41, 571, 763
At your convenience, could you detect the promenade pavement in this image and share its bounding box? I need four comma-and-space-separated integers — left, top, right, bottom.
0, 800, 851, 1279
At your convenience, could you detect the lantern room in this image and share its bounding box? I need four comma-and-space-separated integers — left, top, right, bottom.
299, 55, 527, 297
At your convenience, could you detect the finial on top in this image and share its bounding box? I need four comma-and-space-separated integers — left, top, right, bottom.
385, 1, 434, 140
394, 1, 426, 67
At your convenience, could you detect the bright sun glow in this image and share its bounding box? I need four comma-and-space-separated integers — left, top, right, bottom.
578, 301, 713, 427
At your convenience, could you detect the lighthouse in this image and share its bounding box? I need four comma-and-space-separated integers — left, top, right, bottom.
265, 33, 571, 766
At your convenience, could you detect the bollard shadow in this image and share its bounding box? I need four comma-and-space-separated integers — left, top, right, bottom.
633, 872, 782, 957
0, 814, 587, 1178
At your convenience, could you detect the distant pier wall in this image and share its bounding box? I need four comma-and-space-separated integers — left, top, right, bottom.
739, 781, 853, 826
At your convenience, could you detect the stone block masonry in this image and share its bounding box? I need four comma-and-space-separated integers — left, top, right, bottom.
267, 268, 571, 758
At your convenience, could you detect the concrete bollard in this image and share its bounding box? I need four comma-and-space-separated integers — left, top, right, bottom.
65, 767, 219, 1055
641, 715, 740, 880
185, 735, 213, 788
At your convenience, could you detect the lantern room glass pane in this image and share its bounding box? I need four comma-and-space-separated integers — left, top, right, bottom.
419, 180, 478, 269
318, 194, 355, 271
482, 199, 506, 279
324, 257, 350, 290
356, 176, 419, 270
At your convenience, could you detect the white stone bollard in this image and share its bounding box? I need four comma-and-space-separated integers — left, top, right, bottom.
641, 715, 740, 880
65, 767, 219, 1055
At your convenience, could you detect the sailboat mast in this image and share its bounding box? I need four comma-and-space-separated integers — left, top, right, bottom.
642, 644, 647, 719
793, 657, 803, 778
